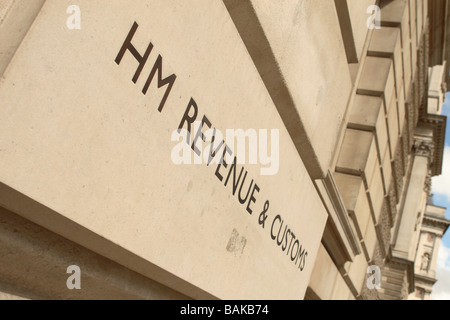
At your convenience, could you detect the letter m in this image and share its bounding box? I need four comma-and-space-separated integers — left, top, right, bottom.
142, 54, 177, 113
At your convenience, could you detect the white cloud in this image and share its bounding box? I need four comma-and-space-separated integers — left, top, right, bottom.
432, 146, 450, 202
431, 244, 450, 300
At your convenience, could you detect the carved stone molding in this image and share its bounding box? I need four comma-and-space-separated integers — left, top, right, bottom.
422, 215, 450, 234
413, 137, 435, 162
424, 175, 432, 196
421, 115, 447, 177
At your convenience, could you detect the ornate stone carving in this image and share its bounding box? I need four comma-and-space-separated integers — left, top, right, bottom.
380, 200, 392, 253
407, 101, 415, 149
394, 146, 404, 202
389, 184, 398, 223
420, 253, 431, 272
414, 137, 435, 162
418, 44, 426, 105
424, 175, 432, 196
414, 211, 422, 232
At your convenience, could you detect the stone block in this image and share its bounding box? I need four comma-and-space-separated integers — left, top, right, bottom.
343, 252, 369, 295
0, 206, 188, 300
380, 0, 409, 27
336, 128, 385, 226
308, 245, 340, 300
403, 40, 413, 99
334, 173, 371, 245
0, 0, 328, 300
348, 94, 388, 165
363, 213, 378, 263
366, 159, 385, 225
345, 0, 376, 62
330, 270, 354, 300
336, 129, 378, 191
358, 56, 395, 115
224, 0, 352, 179
380, 0, 411, 100
368, 26, 404, 102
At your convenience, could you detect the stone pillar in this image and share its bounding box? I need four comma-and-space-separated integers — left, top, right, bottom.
409, 204, 450, 300
381, 132, 434, 299
393, 136, 433, 261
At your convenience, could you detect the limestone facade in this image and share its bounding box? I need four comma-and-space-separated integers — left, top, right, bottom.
0, 0, 448, 300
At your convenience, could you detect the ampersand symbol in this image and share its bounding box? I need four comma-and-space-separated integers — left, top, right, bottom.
259, 201, 270, 229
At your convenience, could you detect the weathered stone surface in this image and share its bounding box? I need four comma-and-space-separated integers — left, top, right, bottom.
0, 206, 188, 300
334, 173, 372, 245
388, 182, 398, 225
368, 26, 404, 102
416, 0, 424, 39
348, 94, 388, 164
398, 85, 406, 133
224, 0, 352, 179
308, 245, 341, 300
0, 0, 444, 302
394, 155, 428, 260
407, 100, 416, 150
381, 142, 393, 195
0, 0, 327, 299
379, 199, 392, 255
367, 161, 385, 225
336, 129, 378, 186
380, 0, 411, 100
358, 56, 395, 115
308, 245, 355, 300
364, 213, 378, 264
0, 0, 46, 76
401, 125, 410, 172
393, 143, 405, 202
359, 242, 382, 300
410, 0, 418, 76
336, 128, 385, 225
387, 91, 400, 158
343, 251, 369, 298
346, 0, 376, 61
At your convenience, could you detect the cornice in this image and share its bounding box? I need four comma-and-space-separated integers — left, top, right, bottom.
419, 114, 447, 176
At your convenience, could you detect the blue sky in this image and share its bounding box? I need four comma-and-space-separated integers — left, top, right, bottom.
430, 92, 450, 300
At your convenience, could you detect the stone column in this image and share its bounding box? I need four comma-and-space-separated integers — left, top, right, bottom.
408, 203, 449, 300
393, 135, 433, 261
380, 133, 434, 299
430, 236, 440, 274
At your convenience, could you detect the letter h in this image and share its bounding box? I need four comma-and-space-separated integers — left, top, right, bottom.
115, 21, 176, 113
115, 21, 153, 84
